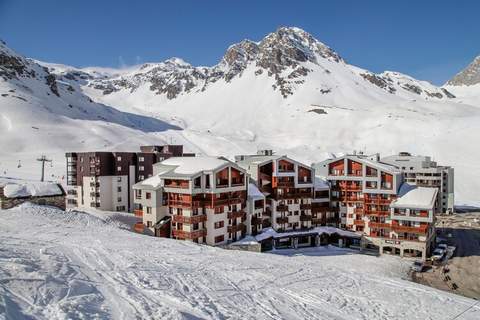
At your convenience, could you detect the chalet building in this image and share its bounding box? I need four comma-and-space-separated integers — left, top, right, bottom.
381, 152, 454, 214
235, 151, 317, 232
313, 153, 437, 260
234, 151, 345, 248
132, 157, 249, 246
65, 145, 193, 212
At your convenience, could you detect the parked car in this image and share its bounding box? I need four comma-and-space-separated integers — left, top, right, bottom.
432, 248, 445, 260
437, 243, 448, 251
411, 260, 425, 272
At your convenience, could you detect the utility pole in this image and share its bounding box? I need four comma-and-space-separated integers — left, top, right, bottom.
37, 155, 52, 182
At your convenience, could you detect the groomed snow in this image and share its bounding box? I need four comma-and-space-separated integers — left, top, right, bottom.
0, 204, 479, 319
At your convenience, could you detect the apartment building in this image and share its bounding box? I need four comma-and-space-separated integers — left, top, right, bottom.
313, 153, 436, 260
381, 152, 454, 214
65, 145, 190, 212
235, 151, 320, 233
132, 157, 249, 246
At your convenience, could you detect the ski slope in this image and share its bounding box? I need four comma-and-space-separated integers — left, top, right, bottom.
0, 204, 479, 319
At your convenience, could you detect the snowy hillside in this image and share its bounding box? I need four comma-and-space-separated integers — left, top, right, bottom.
2, 27, 480, 205
0, 204, 479, 319
46, 27, 480, 206
0, 40, 186, 181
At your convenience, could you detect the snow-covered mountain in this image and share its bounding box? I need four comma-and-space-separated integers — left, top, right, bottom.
1, 27, 480, 205
0, 40, 185, 180
444, 54, 480, 105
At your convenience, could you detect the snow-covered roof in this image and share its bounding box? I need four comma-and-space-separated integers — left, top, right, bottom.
236, 155, 283, 167
248, 183, 265, 200
314, 176, 329, 189
133, 175, 163, 190
390, 183, 438, 209
158, 156, 233, 175
255, 227, 360, 242
0, 178, 63, 199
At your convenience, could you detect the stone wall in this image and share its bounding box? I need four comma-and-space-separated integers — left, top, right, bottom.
0, 193, 66, 210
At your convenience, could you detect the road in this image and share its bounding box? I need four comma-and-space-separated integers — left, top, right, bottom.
415, 212, 480, 300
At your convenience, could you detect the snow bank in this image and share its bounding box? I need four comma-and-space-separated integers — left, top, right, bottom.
1, 178, 63, 198
0, 204, 478, 319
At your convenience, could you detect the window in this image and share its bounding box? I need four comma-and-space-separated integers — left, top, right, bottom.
80, 167, 84, 172
146, 207, 152, 214
117, 166, 122, 171
117, 177, 122, 182
214, 206, 223, 214
117, 156, 122, 161
139, 157, 144, 162
117, 186, 122, 192
117, 197, 122, 202
214, 235, 224, 243
146, 192, 151, 199
139, 166, 145, 171
139, 175, 144, 181
214, 221, 224, 229
147, 221, 152, 227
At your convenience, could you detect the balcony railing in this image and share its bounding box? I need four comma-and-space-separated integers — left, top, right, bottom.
276, 217, 289, 224
364, 209, 390, 216
300, 203, 311, 210
134, 209, 143, 217
311, 218, 326, 225
353, 220, 365, 226
171, 214, 207, 224
391, 224, 428, 234
172, 229, 207, 239
227, 211, 246, 220
277, 204, 288, 212
133, 222, 144, 233
300, 214, 312, 221
369, 222, 391, 229
228, 224, 246, 233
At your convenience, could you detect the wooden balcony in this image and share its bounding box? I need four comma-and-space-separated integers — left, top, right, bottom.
364, 210, 390, 217
133, 222, 144, 233
172, 229, 207, 239
251, 216, 263, 226
171, 214, 207, 224
354, 208, 364, 214
277, 181, 295, 188
391, 223, 428, 234
277, 204, 288, 212
311, 218, 326, 225
276, 217, 289, 224
300, 214, 312, 221
300, 203, 312, 210
228, 224, 246, 233
134, 209, 143, 218
312, 206, 329, 213
168, 200, 193, 208
353, 220, 365, 226
227, 211, 246, 219
369, 222, 391, 229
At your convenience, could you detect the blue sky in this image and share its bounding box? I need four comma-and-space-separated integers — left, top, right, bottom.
1, 0, 478, 85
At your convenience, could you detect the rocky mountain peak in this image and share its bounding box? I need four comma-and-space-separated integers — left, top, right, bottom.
447, 55, 480, 86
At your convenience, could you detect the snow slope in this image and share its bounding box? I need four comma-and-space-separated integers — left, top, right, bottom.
0, 41, 187, 182
0, 204, 479, 320
2, 27, 480, 205
51, 28, 480, 206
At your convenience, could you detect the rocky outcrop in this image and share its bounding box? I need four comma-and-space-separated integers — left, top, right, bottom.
447, 55, 480, 86
360, 73, 396, 94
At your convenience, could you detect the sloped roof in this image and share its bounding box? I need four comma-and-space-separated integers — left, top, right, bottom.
248, 183, 265, 200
